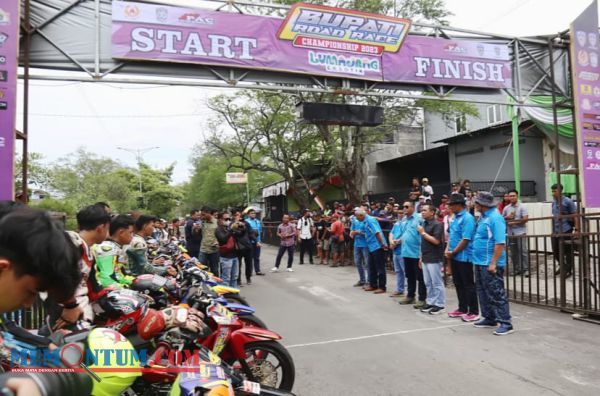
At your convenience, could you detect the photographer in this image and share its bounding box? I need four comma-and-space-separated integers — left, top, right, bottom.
231, 213, 254, 285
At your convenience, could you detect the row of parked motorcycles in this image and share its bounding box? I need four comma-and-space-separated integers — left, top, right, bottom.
0, 239, 296, 396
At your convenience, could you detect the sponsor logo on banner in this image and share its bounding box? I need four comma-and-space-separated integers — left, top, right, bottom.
584, 113, 600, 120
0, 55, 5, 65
0, 9, 10, 25
308, 51, 380, 76
579, 70, 600, 81
585, 141, 599, 147
178, 13, 214, 25
577, 30, 587, 47
156, 7, 168, 22
583, 98, 592, 110
589, 32, 598, 48
594, 102, 600, 110
0, 70, 7, 82
0, 88, 5, 98
0, 32, 8, 46
581, 84, 593, 95
278, 3, 411, 54
594, 86, 600, 97
578, 49, 590, 66
590, 52, 598, 67
124, 5, 140, 18
444, 44, 466, 54
0, 101, 6, 110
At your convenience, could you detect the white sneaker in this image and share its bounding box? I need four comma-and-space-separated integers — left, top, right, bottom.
287, 268, 294, 272
271, 267, 279, 272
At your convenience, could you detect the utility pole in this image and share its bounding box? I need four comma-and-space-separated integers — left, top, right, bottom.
117, 146, 159, 207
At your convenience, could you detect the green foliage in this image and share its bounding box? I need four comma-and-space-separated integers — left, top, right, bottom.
14, 152, 53, 193
20, 148, 182, 220
183, 146, 280, 210
31, 198, 78, 230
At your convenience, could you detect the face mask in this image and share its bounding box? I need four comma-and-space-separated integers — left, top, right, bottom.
224, 220, 231, 226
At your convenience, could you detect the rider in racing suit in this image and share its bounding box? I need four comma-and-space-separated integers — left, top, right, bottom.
125, 215, 176, 277
92, 214, 136, 289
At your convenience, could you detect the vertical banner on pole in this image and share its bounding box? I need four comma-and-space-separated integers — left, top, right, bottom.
570, 0, 600, 207
0, 1, 19, 200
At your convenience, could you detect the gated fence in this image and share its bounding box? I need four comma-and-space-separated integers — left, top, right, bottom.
505, 212, 600, 317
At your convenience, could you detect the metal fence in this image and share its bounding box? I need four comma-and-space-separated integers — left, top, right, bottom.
505, 212, 600, 317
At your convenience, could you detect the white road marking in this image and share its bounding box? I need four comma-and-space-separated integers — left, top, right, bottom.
297, 285, 351, 302
285, 323, 470, 349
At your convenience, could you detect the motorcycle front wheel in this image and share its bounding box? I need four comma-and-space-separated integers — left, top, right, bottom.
233, 341, 295, 392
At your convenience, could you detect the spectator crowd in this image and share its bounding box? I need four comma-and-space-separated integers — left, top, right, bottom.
264, 177, 579, 337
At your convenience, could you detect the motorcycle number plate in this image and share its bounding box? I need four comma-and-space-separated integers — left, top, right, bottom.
242, 380, 261, 395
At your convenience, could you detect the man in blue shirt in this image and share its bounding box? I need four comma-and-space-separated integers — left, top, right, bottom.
388, 213, 405, 297
397, 201, 427, 308
445, 193, 479, 322
471, 191, 514, 335
356, 210, 389, 294
350, 207, 369, 287
245, 209, 265, 276
551, 184, 577, 278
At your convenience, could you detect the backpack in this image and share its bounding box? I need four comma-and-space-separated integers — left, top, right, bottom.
219, 235, 236, 255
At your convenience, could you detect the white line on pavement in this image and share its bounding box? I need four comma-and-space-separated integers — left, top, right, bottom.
297, 285, 351, 302
284, 323, 470, 349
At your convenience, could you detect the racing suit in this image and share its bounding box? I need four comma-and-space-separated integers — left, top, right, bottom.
92, 239, 135, 288
124, 234, 168, 276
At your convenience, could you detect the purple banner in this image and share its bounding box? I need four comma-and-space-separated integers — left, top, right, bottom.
0, 1, 18, 200
112, 1, 511, 88
570, 0, 600, 208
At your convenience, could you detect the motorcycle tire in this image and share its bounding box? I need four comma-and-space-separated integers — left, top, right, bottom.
224, 293, 249, 306
237, 340, 295, 392
239, 314, 268, 329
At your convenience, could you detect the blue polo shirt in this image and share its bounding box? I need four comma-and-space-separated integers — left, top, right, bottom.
350, 216, 367, 248
472, 208, 507, 267
363, 215, 386, 253
400, 213, 422, 259
390, 220, 403, 255
551, 196, 576, 233
245, 218, 262, 242
448, 209, 476, 262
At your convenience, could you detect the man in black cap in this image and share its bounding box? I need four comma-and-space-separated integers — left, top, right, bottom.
445, 193, 479, 322
471, 191, 513, 335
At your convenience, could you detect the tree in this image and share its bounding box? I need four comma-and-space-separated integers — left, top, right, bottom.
14, 152, 54, 194
205, 91, 325, 209
183, 147, 280, 211
48, 148, 181, 218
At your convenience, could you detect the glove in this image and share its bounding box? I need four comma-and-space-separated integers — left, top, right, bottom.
161, 306, 206, 334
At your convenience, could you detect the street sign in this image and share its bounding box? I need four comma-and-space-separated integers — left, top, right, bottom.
226, 173, 248, 184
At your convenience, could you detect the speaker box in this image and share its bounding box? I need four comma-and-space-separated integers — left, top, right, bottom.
296, 102, 384, 127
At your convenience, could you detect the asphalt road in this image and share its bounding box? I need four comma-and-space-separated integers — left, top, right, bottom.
240, 246, 600, 396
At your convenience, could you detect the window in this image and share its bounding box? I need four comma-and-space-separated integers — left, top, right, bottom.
454, 114, 467, 134
487, 105, 502, 125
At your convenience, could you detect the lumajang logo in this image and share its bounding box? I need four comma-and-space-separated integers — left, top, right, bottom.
308, 51, 380, 76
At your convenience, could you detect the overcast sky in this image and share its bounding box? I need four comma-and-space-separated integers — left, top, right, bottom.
15, 0, 600, 185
